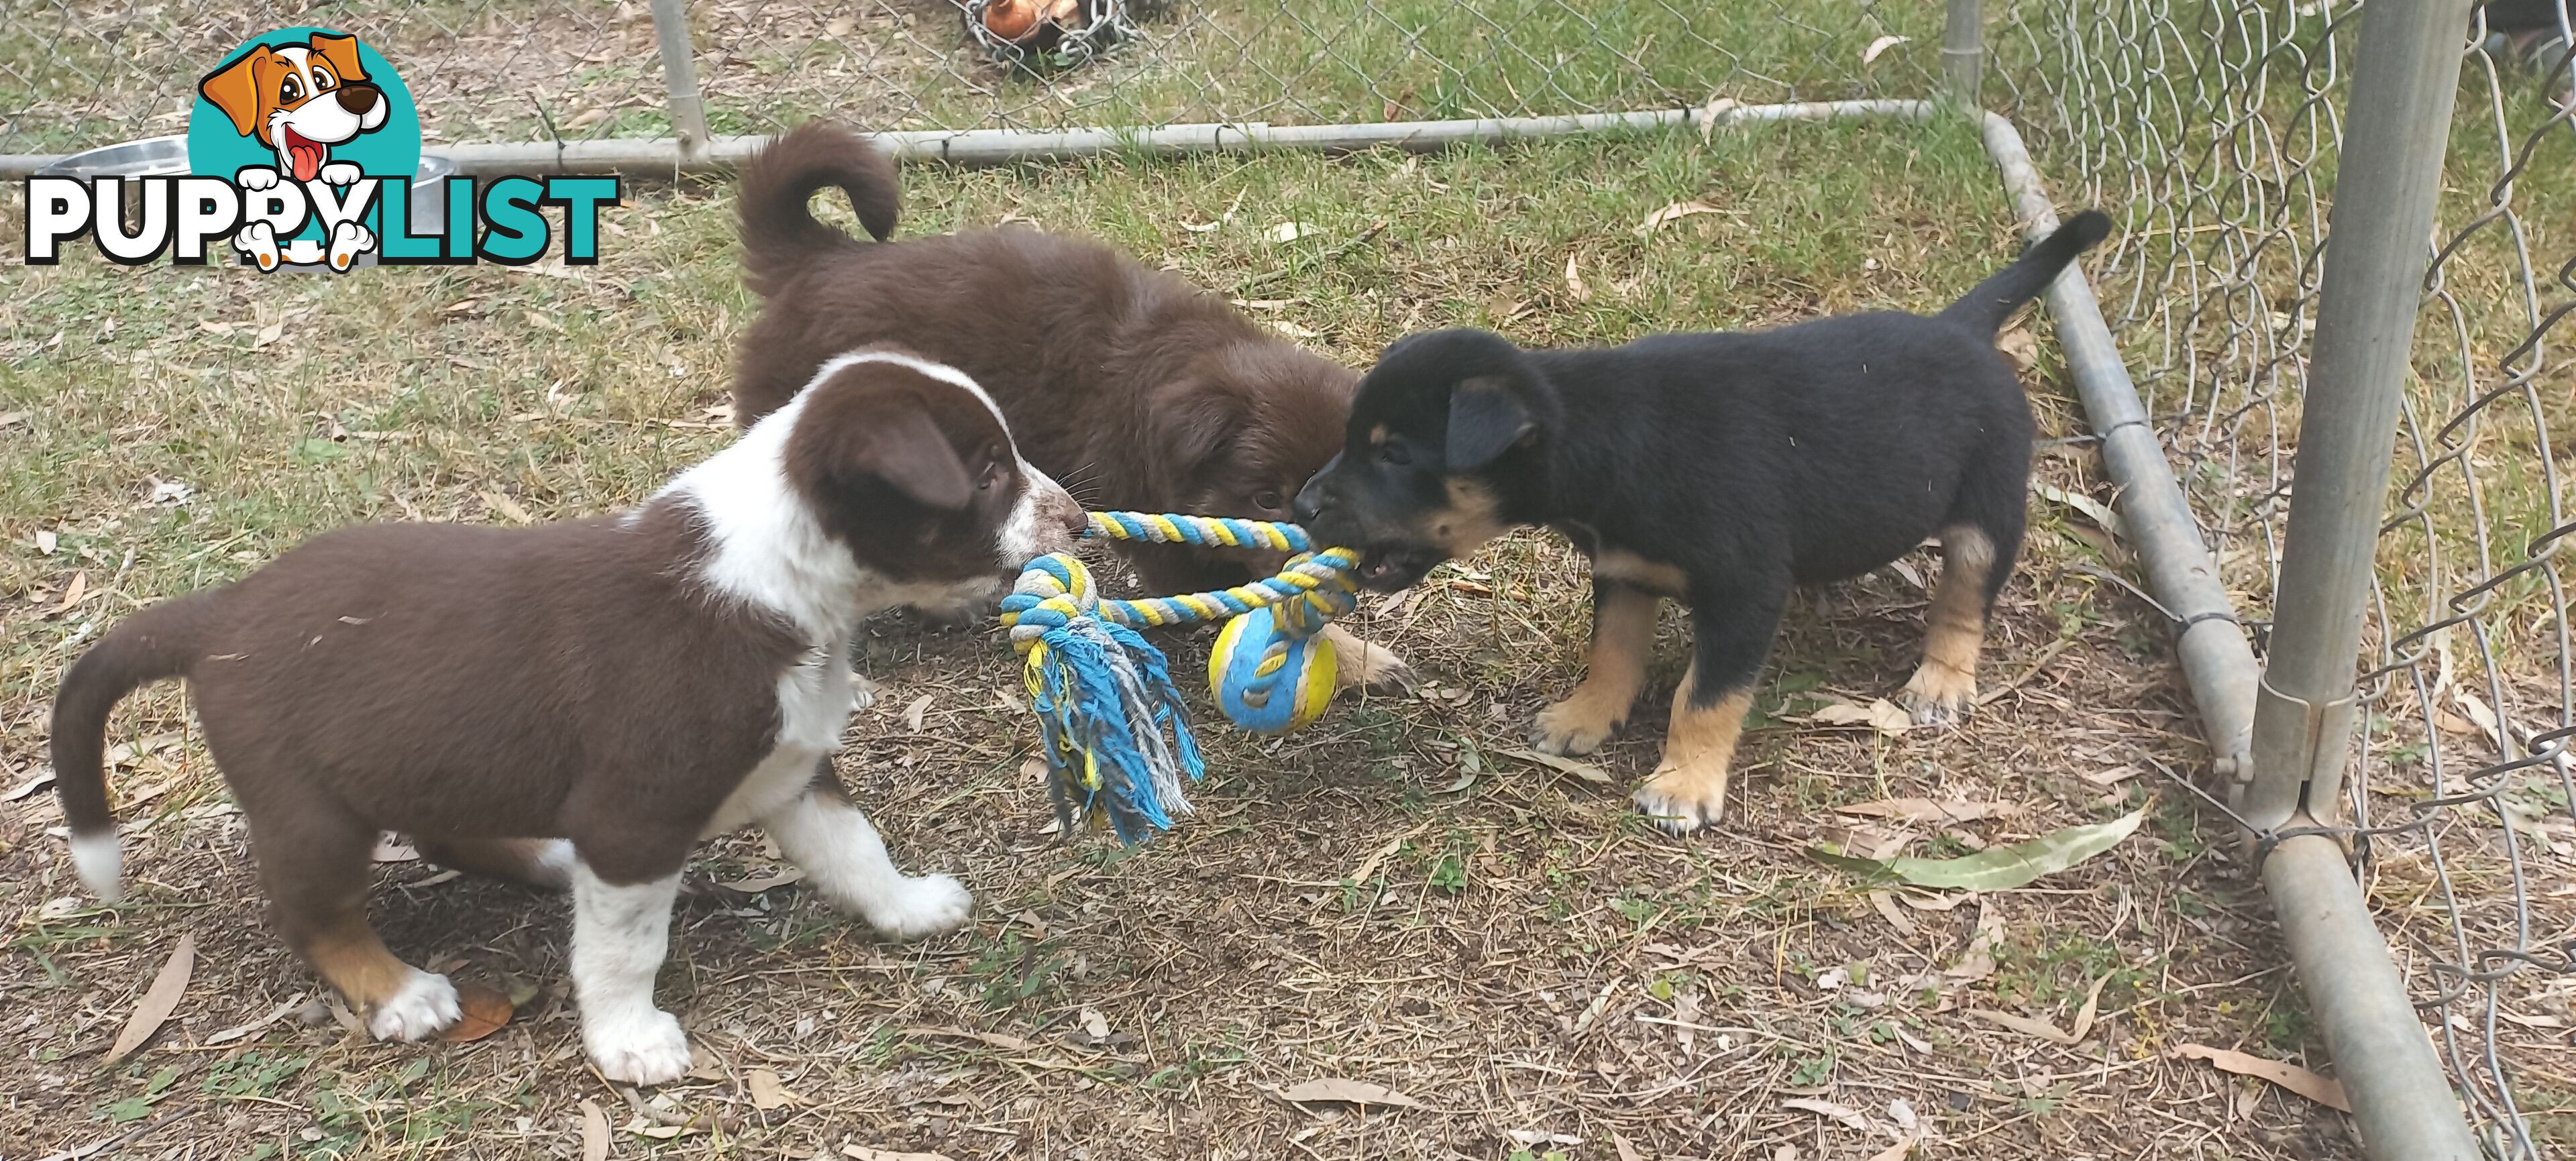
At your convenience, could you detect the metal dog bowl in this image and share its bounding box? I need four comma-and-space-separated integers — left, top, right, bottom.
36, 136, 460, 270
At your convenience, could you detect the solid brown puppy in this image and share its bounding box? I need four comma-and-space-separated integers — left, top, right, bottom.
1297, 213, 2112, 834
728, 121, 1409, 689
50, 349, 1083, 1085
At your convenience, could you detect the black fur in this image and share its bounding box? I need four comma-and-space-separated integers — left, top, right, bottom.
1295, 211, 2112, 826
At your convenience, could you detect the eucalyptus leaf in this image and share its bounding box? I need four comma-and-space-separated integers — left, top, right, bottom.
1811, 808, 2144, 891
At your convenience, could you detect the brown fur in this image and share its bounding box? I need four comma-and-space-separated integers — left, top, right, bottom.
731, 122, 1354, 597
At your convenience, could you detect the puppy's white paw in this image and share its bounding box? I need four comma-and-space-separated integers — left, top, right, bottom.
233, 221, 280, 271
1631, 761, 1730, 836
863, 873, 973, 941
367, 969, 462, 1042
849, 671, 879, 714
318, 160, 363, 186
1899, 662, 1977, 728
327, 221, 375, 271
235, 166, 280, 190
1530, 698, 1621, 757
584, 1007, 692, 1086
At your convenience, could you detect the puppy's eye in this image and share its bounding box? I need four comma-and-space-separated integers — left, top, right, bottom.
1252, 490, 1285, 512
979, 462, 1002, 492
312, 65, 335, 90
279, 76, 303, 103
1377, 441, 1411, 467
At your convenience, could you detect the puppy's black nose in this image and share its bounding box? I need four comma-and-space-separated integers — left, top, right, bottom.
337, 83, 381, 115
1292, 478, 1326, 525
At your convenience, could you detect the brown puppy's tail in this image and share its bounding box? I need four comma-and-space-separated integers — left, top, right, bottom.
50, 592, 217, 901
737, 121, 902, 298
1938, 209, 2113, 337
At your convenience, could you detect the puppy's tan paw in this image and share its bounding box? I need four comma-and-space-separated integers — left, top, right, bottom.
1323, 626, 1417, 693
1530, 697, 1621, 757
1900, 662, 1977, 728
1632, 761, 1730, 835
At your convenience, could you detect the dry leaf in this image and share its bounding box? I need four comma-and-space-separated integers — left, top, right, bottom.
580, 1099, 611, 1161
2174, 1043, 2351, 1111
1945, 901, 2005, 979
35, 528, 58, 554
1079, 1007, 1111, 1039
2065, 972, 2113, 1042
2037, 482, 2125, 539
747, 1068, 803, 1110
826, 15, 856, 36
0, 410, 28, 430
1996, 325, 2039, 373
1837, 798, 2017, 825
254, 321, 284, 348
105, 933, 195, 1066
5, 770, 56, 801
1267, 221, 1313, 243
54, 571, 89, 615
1867, 1138, 1920, 1161
1638, 200, 1725, 234
1782, 1097, 1870, 1130
712, 868, 806, 893
1861, 34, 1911, 64
904, 1025, 1035, 1052
1804, 699, 1912, 736
438, 981, 513, 1043
371, 838, 419, 863
480, 490, 534, 525
2454, 692, 2506, 751
1564, 254, 1592, 302
1345, 825, 1426, 888
1497, 747, 1615, 784
1868, 889, 1917, 936
207, 993, 306, 1046
1613, 1131, 1646, 1161
903, 695, 933, 732
1698, 95, 1741, 142
1279, 1078, 1423, 1107
841, 1147, 956, 1161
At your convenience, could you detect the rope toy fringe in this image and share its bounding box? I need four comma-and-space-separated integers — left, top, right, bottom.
998, 512, 1360, 842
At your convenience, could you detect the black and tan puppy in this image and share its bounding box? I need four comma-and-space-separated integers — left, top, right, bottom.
1295, 212, 2111, 833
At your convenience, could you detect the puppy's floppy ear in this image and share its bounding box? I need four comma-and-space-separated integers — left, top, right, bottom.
308, 32, 370, 83
849, 405, 977, 511
1445, 376, 1533, 470
198, 46, 271, 139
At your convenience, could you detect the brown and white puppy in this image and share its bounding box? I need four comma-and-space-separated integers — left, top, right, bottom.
729, 121, 1410, 689
50, 349, 1082, 1085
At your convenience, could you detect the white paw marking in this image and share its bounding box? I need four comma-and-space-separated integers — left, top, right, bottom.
235, 166, 280, 190
317, 160, 362, 186
1632, 767, 1724, 836
584, 1006, 691, 1085
367, 969, 462, 1042
1529, 701, 1618, 757
865, 873, 973, 941
233, 221, 279, 270
327, 221, 375, 270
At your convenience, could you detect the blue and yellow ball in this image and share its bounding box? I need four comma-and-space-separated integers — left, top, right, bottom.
1210, 604, 1337, 734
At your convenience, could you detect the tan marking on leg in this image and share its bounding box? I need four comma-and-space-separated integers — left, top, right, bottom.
1632, 665, 1756, 834
1593, 549, 1687, 595
1318, 622, 1417, 692
303, 914, 425, 1011
414, 836, 575, 890
1902, 526, 1996, 726
1531, 586, 1658, 755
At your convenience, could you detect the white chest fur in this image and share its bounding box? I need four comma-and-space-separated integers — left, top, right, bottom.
702, 649, 854, 838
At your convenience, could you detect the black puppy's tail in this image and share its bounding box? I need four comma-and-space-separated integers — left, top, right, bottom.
1938, 209, 2113, 335
50, 592, 218, 902
737, 121, 903, 298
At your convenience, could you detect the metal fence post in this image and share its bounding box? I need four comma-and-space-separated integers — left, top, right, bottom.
1942, 0, 1984, 105
2244, 1, 2481, 1158
647, 0, 714, 164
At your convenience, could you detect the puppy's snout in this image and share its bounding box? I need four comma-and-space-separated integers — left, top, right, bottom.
335, 83, 382, 116
1292, 476, 1330, 526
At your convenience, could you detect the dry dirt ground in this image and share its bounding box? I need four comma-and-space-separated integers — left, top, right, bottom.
3, 125, 2538, 1160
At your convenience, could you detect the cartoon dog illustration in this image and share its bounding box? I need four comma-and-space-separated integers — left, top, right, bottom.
198, 32, 388, 270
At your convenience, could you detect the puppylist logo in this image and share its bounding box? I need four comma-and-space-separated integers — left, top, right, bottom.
21, 27, 619, 272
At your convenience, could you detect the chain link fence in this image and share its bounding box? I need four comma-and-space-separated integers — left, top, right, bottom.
1997, 2, 2576, 1156
9, 0, 2575, 1154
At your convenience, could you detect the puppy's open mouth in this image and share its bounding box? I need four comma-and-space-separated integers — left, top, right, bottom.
280, 126, 326, 182
1354, 547, 1446, 593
